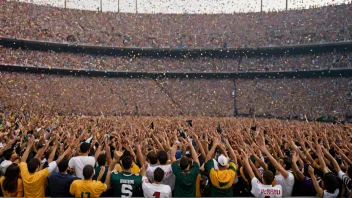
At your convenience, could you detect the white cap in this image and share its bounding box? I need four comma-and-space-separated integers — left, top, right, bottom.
217, 155, 228, 166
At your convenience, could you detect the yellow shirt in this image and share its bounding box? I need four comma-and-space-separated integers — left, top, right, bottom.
0, 177, 24, 197
115, 163, 140, 174
70, 180, 107, 198
19, 162, 50, 198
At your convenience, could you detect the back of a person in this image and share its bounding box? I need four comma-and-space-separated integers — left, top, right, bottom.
143, 182, 171, 198
172, 161, 199, 197
70, 179, 106, 198
0, 177, 23, 197
93, 166, 108, 183
251, 177, 283, 198
49, 172, 77, 197
69, 156, 95, 179
147, 164, 175, 191
111, 171, 142, 197
275, 171, 294, 197
116, 163, 140, 174
207, 159, 236, 197
19, 162, 49, 198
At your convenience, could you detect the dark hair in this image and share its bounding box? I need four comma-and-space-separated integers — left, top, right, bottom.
3, 149, 14, 160
262, 171, 275, 185
83, 165, 94, 180
282, 157, 292, 170
80, 142, 90, 153
180, 157, 190, 170
58, 158, 69, 172
147, 151, 158, 164
323, 172, 339, 193
121, 156, 133, 170
27, 158, 40, 173
122, 150, 131, 158
157, 150, 168, 165
3, 163, 19, 193
153, 167, 165, 182
97, 154, 107, 166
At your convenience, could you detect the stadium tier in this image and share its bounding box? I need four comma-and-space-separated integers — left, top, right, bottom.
1, 47, 351, 72
1, 1, 351, 48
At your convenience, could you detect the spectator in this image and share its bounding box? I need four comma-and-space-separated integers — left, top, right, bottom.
110, 153, 142, 197
241, 150, 282, 198
146, 150, 175, 191
0, 163, 24, 197
142, 167, 172, 198
258, 136, 295, 197
19, 137, 71, 198
0, 149, 18, 175
170, 136, 200, 197
69, 164, 107, 198
205, 135, 237, 197
69, 142, 95, 179
48, 158, 79, 197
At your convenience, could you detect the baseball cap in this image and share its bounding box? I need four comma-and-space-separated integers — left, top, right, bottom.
217, 155, 228, 166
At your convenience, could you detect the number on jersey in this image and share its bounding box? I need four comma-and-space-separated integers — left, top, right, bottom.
80, 192, 91, 198
153, 192, 161, 198
121, 184, 133, 198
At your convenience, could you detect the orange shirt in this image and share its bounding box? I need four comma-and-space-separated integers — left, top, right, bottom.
0, 176, 24, 197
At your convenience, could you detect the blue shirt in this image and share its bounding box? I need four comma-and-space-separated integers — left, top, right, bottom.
48, 172, 79, 197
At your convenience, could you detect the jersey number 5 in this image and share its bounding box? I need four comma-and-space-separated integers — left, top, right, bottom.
121, 184, 133, 198
153, 192, 161, 198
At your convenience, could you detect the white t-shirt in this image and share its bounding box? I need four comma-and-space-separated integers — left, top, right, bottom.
323, 189, 339, 198
275, 171, 294, 197
146, 164, 175, 191
0, 160, 12, 175
251, 177, 282, 198
68, 156, 95, 179
142, 176, 172, 198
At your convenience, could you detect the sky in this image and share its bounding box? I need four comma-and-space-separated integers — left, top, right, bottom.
17, 0, 350, 13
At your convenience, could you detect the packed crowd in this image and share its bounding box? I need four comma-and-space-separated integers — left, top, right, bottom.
1, 47, 351, 72
0, 71, 234, 117
236, 78, 352, 120
0, 115, 352, 198
1, 71, 351, 120
1, 1, 351, 48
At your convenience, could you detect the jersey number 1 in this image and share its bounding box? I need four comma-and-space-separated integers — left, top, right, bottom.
81, 192, 90, 198
153, 192, 161, 198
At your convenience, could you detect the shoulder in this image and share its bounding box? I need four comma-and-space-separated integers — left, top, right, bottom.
0, 176, 4, 183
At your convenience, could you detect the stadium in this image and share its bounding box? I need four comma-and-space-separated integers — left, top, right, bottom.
0, 0, 352, 197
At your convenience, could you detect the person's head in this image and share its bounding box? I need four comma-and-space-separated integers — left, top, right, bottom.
80, 142, 90, 154
121, 156, 133, 170
97, 154, 107, 166
3, 163, 20, 193
58, 158, 70, 173
180, 157, 191, 170
157, 150, 168, 165
322, 172, 339, 194
279, 157, 292, 170
262, 170, 275, 185
27, 158, 41, 173
3, 149, 16, 161
217, 155, 229, 169
147, 151, 158, 165
153, 167, 165, 183
83, 165, 94, 180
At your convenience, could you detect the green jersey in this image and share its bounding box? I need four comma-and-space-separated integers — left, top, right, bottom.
171, 161, 199, 197
110, 171, 142, 198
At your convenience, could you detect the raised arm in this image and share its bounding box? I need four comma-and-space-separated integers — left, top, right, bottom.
258, 134, 289, 179
225, 138, 237, 164
241, 150, 255, 180
21, 138, 34, 162
308, 166, 324, 198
